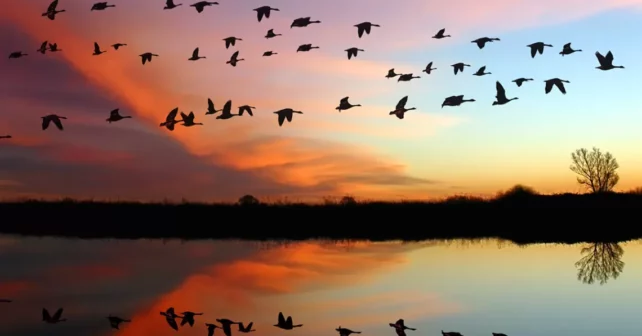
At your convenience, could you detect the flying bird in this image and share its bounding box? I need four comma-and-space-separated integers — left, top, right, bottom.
91, 2, 115, 11
223, 37, 242, 49
273, 312, 303, 329
206, 323, 222, 336
492, 81, 518, 105
389, 96, 416, 119
336, 97, 361, 112
336, 327, 361, 336
238, 322, 255, 333
471, 37, 500, 49
164, 0, 182, 9
274, 108, 303, 126
0, 299, 11, 301
473, 66, 491, 76
512, 78, 533, 87
441, 95, 475, 108
355, 22, 380, 38
106, 108, 132, 123
180, 112, 203, 126
265, 29, 282, 39
226, 51, 244, 66
442, 331, 463, 336
160, 307, 183, 331
527, 42, 553, 58
160, 108, 182, 131
389, 319, 417, 336
140, 52, 159, 65
0, 136, 10, 140
107, 316, 131, 330
290, 17, 321, 28
41, 115, 67, 131
48, 43, 61, 52
8, 51, 28, 59
188, 47, 206, 60
205, 98, 221, 115
397, 73, 420, 82
422, 62, 436, 74
386, 68, 399, 78
297, 44, 319, 52
217, 100, 239, 120
42, 308, 67, 323
217, 318, 240, 336
42, 0, 66, 20
92, 42, 106, 55
263, 51, 277, 56
595, 51, 624, 70
451, 62, 470, 75
37, 41, 48, 54
544, 78, 570, 94
112, 43, 127, 50
559, 43, 581, 56
432, 28, 450, 39
254, 6, 279, 22
191, 1, 218, 13
180, 311, 204, 327
345, 47, 364, 60
238, 105, 256, 116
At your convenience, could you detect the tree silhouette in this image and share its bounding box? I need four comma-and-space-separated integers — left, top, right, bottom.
574, 242, 624, 285
569, 147, 619, 193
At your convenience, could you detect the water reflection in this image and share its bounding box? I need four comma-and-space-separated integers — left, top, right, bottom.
575, 242, 625, 285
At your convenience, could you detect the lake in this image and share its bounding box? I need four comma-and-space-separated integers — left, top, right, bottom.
0, 236, 639, 336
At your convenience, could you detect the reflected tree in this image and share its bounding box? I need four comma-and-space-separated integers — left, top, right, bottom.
575, 242, 624, 285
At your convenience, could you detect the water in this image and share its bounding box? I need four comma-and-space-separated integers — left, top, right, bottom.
0, 236, 640, 336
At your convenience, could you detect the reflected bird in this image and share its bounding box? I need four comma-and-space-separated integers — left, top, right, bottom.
336, 97, 361, 112
512, 77, 533, 87
106, 108, 132, 123
107, 315, 131, 330
42, 0, 66, 20
559, 43, 581, 56
595, 51, 624, 70
355, 22, 380, 38
492, 81, 518, 105
41, 114, 67, 131
191, 1, 218, 13
205, 98, 222, 115
43, 308, 67, 323
389, 96, 415, 119
238, 322, 255, 333
160, 307, 183, 331
160, 107, 183, 131
527, 42, 553, 58
180, 311, 204, 327
337, 326, 361, 336
273, 312, 303, 329
290, 17, 321, 28
432, 28, 450, 39
265, 29, 282, 39
441, 95, 475, 108
544, 78, 570, 94
254, 6, 279, 22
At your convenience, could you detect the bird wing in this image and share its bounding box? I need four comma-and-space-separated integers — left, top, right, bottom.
437, 28, 445, 35
231, 51, 239, 59
246, 322, 253, 330
167, 108, 179, 122
223, 100, 232, 115
396, 328, 406, 336
277, 312, 285, 325
52, 308, 63, 320
340, 97, 349, 105
537, 44, 544, 54
452, 65, 458, 75
605, 51, 614, 62
94, 42, 100, 53
52, 117, 64, 130
396, 96, 408, 109
48, 0, 58, 12
267, 29, 273, 34
476, 40, 484, 49
166, 317, 179, 330
42, 308, 50, 321
141, 54, 147, 65
110, 109, 119, 117
40, 41, 48, 50
208, 98, 214, 112
277, 112, 286, 126
426, 62, 433, 69
544, 80, 553, 94
188, 111, 195, 119
479, 66, 486, 72
554, 80, 566, 94
495, 81, 506, 99
166, 0, 173, 6
563, 42, 571, 49
207, 325, 215, 336
530, 46, 536, 58
595, 51, 606, 65
180, 112, 189, 120
257, 10, 264, 22
41, 117, 50, 130
192, 48, 199, 58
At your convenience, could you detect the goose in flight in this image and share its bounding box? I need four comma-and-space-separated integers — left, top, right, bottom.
106, 108, 131, 123
254, 6, 279, 22
140, 52, 159, 65
471, 37, 500, 49
273, 312, 303, 329
180, 311, 204, 327
389, 319, 417, 336
355, 22, 380, 38
37, 41, 48, 54
442, 331, 463, 336
492, 333, 507, 336
441, 95, 475, 108
345, 47, 364, 60
226, 51, 244, 66
0, 136, 11, 140
397, 73, 420, 82
451, 62, 470, 75
160, 107, 182, 131
336, 97, 361, 112
389, 96, 415, 119
42, 114, 67, 130
205, 98, 221, 115
595, 51, 624, 70
263, 51, 277, 56
0, 299, 11, 301
337, 327, 361, 336
274, 108, 303, 126
217, 318, 240, 336
297, 44, 319, 52
512, 77, 533, 87
180, 112, 203, 126
238, 322, 255, 333
265, 29, 282, 39
493, 81, 518, 105
107, 315, 131, 330
8, 51, 28, 59
422, 62, 436, 74
91, 2, 115, 11
432, 28, 450, 39
112, 43, 127, 50
291, 17, 321, 28
206, 323, 222, 336
49, 43, 61, 52
42, 0, 66, 20
191, 1, 218, 13
216, 100, 240, 120
43, 308, 67, 323
527, 42, 553, 58
223, 37, 242, 49
238, 105, 256, 116
164, 0, 182, 9
473, 66, 491, 76
92, 42, 106, 55
160, 307, 183, 331
386, 68, 399, 79
544, 78, 570, 94
188, 47, 206, 60
559, 43, 581, 56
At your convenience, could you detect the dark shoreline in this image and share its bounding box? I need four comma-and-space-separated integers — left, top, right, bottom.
1, 192, 642, 244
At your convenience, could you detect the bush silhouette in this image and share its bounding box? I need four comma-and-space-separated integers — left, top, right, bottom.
496, 184, 538, 200
238, 194, 260, 206
339, 195, 357, 206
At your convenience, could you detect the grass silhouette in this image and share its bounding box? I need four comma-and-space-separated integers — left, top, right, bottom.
1, 185, 641, 243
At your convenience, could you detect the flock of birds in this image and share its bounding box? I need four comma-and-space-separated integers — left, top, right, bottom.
0, 302, 512, 336
2, 0, 626, 140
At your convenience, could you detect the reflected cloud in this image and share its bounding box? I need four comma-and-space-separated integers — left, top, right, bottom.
575, 242, 625, 285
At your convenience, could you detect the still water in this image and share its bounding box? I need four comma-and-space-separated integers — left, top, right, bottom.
0, 236, 639, 336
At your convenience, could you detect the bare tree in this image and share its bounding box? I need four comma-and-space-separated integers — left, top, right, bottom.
569, 147, 619, 193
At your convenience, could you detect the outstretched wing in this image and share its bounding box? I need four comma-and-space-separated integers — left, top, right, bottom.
257, 10, 264, 22
180, 112, 189, 120
231, 51, 239, 59
94, 42, 100, 53
52, 308, 63, 320
605, 51, 614, 62
47, 0, 58, 12
166, 317, 179, 330
544, 80, 553, 94
277, 312, 285, 325
110, 108, 119, 117
530, 46, 536, 58
52, 118, 64, 130
563, 42, 571, 49
479, 66, 486, 72
42, 308, 50, 321
495, 81, 506, 99
437, 28, 445, 35
167, 107, 179, 122
223, 100, 232, 115
554, 81, 566, 94
208, 98, 215, 112
595, 51, 606, 65
395, 96, 408, 110
192, 48, 199, 58
340, 97, 349, 105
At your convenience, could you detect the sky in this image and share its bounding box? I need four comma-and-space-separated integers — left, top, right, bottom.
1, 0, 642, 202
1, 237, 642, 336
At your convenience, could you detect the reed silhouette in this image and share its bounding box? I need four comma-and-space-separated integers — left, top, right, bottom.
575, 242, 624, 285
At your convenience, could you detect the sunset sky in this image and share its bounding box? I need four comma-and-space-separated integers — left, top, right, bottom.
1, 0, 642, 202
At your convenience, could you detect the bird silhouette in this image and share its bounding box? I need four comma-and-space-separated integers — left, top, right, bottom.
442, 331, 463, 336
432, 28, 450, 39
160, 107, 183, 131
238, 105, 256, 116
422, 62, 437, 74
160, 307, 183, 331
471, 37, 500, 49
42, 308, 67, 323
273, 312, 303, 329
336, 97, 361, 112
48, 43, 61, 52
217, 318, 240, 336
451, 62, 470, 75
386, 68, 400, 78
355, 22, 380, 38
345, 47, 364, 60
92, 42, 106, 55
140, 52, 159, 65
41, 115, 66, 130
191, 1, 218, 13
290, 17, 321, 28
223, 37, 242, 49
180, 311, 204, 327
512, 77, 534, 87
595, 51, 624, 70
389, 318, 417, 336
544, 78, 570, 94
265, 29, 282, 39
527, 42, 553, 58
42, 0, 66, 20
559, 43, 581, 56
180, 112, 203, 126
274, 108, 303, 126
216, 101, 239, 120
188, 47, 206, 60
206, 98, 221, 115
0, 299, 12, 302
0, 136, 10, 140
389, 96, 415, 119
493, 81, 518, 105
206, 323, 222, 336
164, 0, 182, 9
397, 73, 420, 82
226, 51, 244, 66
111, 43, 127, 50
441, 95, 475, 108
337, 327, 362, 336
91, 2, 115, 11
238, 322, 255, 333
106, 108, 132, 123
492, 333, 507, 336
107, 315, 131, 330
37, 41, 48, 54
297, 44, 319, 52
473, 66, 491, 76
8, 51, 28, 59
263, 51, 277, 56
254, 6, 279, 22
